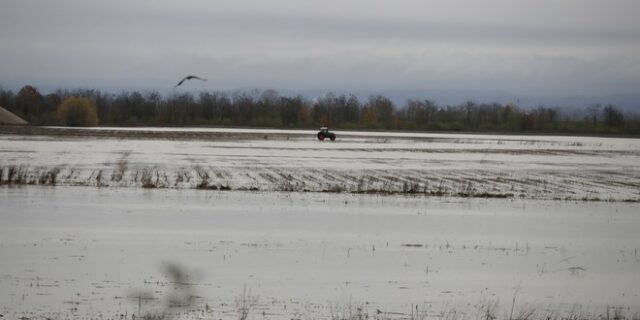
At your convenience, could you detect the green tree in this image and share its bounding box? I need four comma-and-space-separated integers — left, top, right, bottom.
0, 87, 16, 113
57, 97, 99, 127
15, 85, 45, 124
365, 95, 394, 128
603, 104, 624, 129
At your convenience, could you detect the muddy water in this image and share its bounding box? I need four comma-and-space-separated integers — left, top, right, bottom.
1, 186, 639, 319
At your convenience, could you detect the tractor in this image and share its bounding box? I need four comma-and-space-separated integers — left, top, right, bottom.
317, 127, 336, 141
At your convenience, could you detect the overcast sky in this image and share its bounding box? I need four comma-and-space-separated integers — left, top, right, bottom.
1, 0, 639, 103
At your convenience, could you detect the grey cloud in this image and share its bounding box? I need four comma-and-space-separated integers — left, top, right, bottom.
155, 12, 640, 47
1, 0, 639, 103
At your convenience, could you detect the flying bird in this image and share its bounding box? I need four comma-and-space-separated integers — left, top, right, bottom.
174, 75, 207, 88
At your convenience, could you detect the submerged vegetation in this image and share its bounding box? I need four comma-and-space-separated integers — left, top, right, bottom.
132, 297, 639, 320
1, 163, 637, 202
1, 85, 638, 135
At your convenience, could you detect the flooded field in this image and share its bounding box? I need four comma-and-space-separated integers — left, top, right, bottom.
1, 127, 640, 201
1, 128, 640, 319
1, 187, 639, 319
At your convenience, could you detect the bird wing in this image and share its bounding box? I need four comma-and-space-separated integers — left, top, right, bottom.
175, 77, 188, 87
175, 75, 207, 88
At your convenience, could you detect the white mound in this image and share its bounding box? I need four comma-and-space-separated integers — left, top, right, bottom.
0, 106, 28, 125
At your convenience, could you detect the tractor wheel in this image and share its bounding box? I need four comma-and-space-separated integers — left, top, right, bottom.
330, 134, 336, 141
317, 133, 325, 141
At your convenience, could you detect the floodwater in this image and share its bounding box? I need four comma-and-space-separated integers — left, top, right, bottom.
1, 186, 639, 319
2, 129, 640, 200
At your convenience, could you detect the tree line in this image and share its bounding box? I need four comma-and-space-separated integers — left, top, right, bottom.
1, 85, 638, 135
